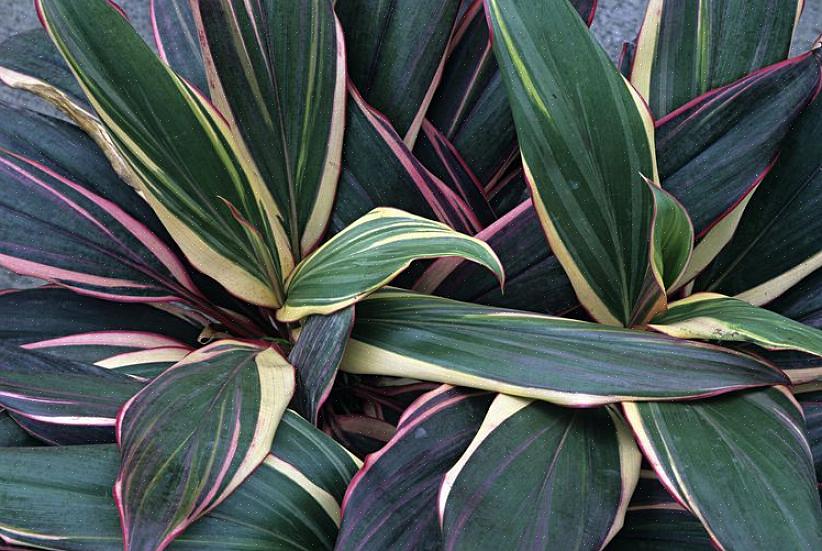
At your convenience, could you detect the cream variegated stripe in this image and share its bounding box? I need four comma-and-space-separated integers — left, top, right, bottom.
262, 456, 341, 526
735, 250, 822, 306
218, 348, 295, 503
38, 0, 294, 307
649, 292, 822, 356
277, 208, 503, 321
603, 407, 643, 548
438, 394, 531, 516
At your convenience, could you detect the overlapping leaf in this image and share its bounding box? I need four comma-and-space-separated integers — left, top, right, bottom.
150, 0, 209, 96
0, 411, 358, 549
278, 208, 503, 321
341, 290, 787, 406
336, 0, 461, 145
0, 344, 143, 444
624, 388, 822, 549
336, 386, 493, 550
631, 0, 802, 116
695, 77, 822, 304
332, 90, 481, 235
191, 0, 346, 258
115, 340, 295, 551
0, 103, 200, 303
439, 395, 640, 550
39, 0, 294, 307
488, 0, 664, 327
415, 200, 577, 315
655, 51, 822, 282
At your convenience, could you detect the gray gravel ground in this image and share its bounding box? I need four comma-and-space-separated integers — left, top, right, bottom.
0, 0, 820, 288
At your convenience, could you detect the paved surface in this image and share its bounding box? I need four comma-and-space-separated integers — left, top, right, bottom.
0, 0, 820, 288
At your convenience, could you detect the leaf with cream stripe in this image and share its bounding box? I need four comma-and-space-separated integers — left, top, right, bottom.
114, 340, 295, 551
38, 0, 294, 307
278, 208, 504, 321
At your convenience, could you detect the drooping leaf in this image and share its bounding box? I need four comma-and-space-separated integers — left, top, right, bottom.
488, 0, 664, 327
0, 27, 141, 191
341, 289, 787, 406
278, 208, 504, 321
191, 0, 346, 257
336, 386, 493, 550
39, 0, 295, 307
0, 344, 143, 444
415, 199, 577, 315
695, 81, 822, 304
150, 0, 209, 95
332, 89, 481, 235
288, 306, 355, 424
336, 0, 461, 145
631, 0, 803, 116
439, 395, 640, 550
0, 28, 88, 110
624, 387, 822, 549
655, 51, 822, 282
650, 293, 822, 383
115, 340, 295, 551
0, 411, 356, 550
0, 103, 200, 303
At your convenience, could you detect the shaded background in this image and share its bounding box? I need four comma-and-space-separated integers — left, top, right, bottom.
0, 0, 820, 287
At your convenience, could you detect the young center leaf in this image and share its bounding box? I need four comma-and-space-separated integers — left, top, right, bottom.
38, 0, 295, 307
114, 340, 295, 551
191, 0, 346, 258
277, 208, 504, 321
341, 290, 787, 406
624, 388, 822, 549
487, 0, 665, 327
439, 395, 640, 550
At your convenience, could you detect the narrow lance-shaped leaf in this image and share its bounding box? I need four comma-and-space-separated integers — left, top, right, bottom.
655, 51, 822, 284
631, 0, 803, 116
439, 395, 640, 550
115, 340, 295, 551
336, 0, 462, 145
341, 290, 787, 406
288, 306, 355, 424
278, 208, 504, 321
0, 344, 143, 445
649, 184, 693, 292
423, 0, 598, 199
39, 0, 294, 307
332, 88, 482, 235
624, 388, 822, 549
695, 66, 822, 305
0, 104, 201, 303
336, 386, 493, 550
487, 0, 665, 327
191, 0, 346, 257
150, 0, 209, 95
650, 293, 822, 383
0, 411, 358, 550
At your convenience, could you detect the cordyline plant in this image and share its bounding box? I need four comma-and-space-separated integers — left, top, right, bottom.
0, 0, 820, 549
